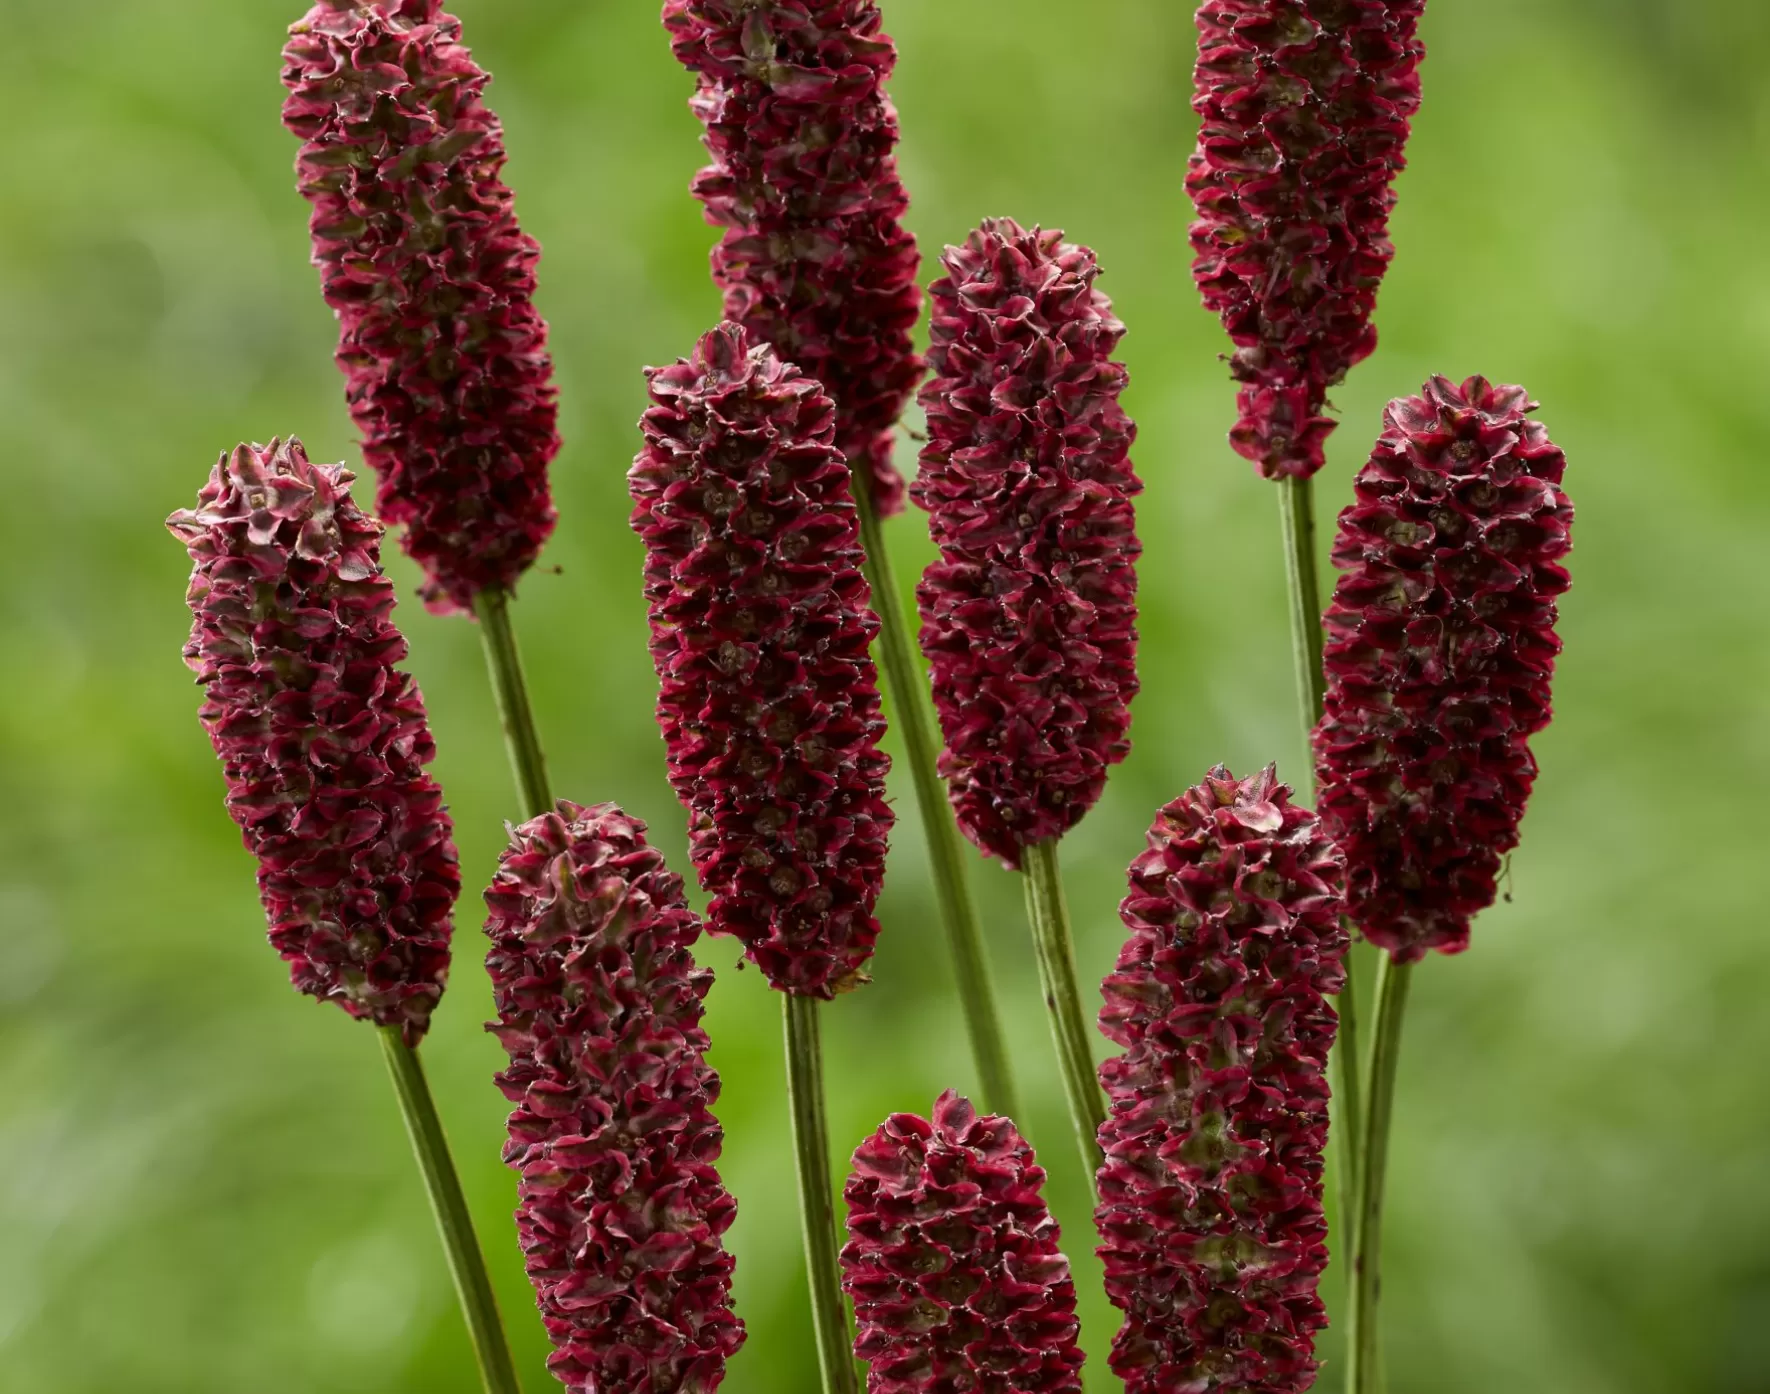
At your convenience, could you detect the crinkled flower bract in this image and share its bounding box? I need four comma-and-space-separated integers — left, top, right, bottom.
1314, 375, 1573, 961
1188, 0, 1426, 480
484, 801, 743, 1394
913, 218, 1141, 867
842, 1091, 1085, 1394
1096, 765, 1346, 1394
283, 0, 559, 614
168, 438, 458, 1044
629, 322, 893, 997
665, 0, 923, 515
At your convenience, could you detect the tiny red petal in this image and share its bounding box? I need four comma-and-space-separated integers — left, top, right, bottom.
1313, 375, 1574, 960
484, 801, 744, 1394
665, 0, 923, 515
629, 322, 893, 997
168, 438, 458, 1044
1187, 0, 1427, 480
912, 218, 1141, 867
1096, 765, 1347, 1393
842, 1090, 1085, 1394
282, 0, 559, 614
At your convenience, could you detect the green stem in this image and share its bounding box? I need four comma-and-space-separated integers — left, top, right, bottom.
851, 483, 1019, 1120
380, 1029, 522, 1394
473, 584, 553, 819
1346, 956, 1413, 1394
782, 995, 859, 1394
1020, 839, 1106, 1185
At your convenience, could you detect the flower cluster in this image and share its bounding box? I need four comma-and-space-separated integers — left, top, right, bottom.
842, 1091, 1085, 1394
484, 801, 743, 1394
664, 0, 923, 515
1095, 765, 1345, 1393
912, 218, 1141, 867
167, 439, 458, 1044
282, 0, 559, 614
1188, 0, 1426, 480
629, 322, 893, 997
1314, 375, 1573, 960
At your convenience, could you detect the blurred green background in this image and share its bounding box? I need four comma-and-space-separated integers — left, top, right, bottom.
3, 0, 1768, 1389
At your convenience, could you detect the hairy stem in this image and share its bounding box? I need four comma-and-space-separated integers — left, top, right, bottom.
1020, 838, 1106, 1186
1346, 955, 1413, 1394
380, 1029, 522, 1394
783, 995, 859, 1394
473, 584, 553, 820
852, 484, 1019, 1119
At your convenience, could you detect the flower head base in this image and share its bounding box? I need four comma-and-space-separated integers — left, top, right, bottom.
1188, 0, 1426, 480
630, 322, 893, 997
665, 0, 923, 514
1314, 375, 1573, 961
168, 439, 457, 1044
1096, 765, 1346, 1394
283, 0, 559, 614
484, 801, 743, 1394
913, 218, 1141, 867
842, 1091, 1085, 1394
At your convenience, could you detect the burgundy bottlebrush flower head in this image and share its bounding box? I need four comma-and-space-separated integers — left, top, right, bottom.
1096, 765, 1346, 1394
913, 218, 1141, 868
282, 0, 559, 614
484, 801, 743, 1394
664, 0, 923, 515
1188, 0, 1426, 480
167, 438, 458, 1044
629, 322, 893, 998
842, 1091, 1085, 1394
1314, 375, 1572, 961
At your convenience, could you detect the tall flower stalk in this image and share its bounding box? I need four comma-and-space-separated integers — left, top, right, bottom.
1315, 377, 1573, 1389
913, 219, 1142, 1186
168, 439, 519, 1394
664, 0, 1016, 1119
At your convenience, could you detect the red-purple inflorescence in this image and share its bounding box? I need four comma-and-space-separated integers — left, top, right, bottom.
1188, 0, 1426, 481
1095, 765, 1346, 1394
484, 801, 743, 1394
913, 218, 1141, 868
842, 1090, 1086, 1394
168, 439, 458, 1045
282, 0, 559, 614
629, 322, 893, 998
664, 0, 923, 515
1314, 375, 1573, 961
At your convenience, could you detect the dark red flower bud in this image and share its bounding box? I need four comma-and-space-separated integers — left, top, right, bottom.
167, 439, 458, 1044
1188, 0, 1426, 480
1095, 765, 1346, 1394
664, 0, 923, 515
484, 801, 743, 1394
912, 218, 1141, 868
282, 0, 559, 614
1313, 375, 1573, 960
629, 322, 893, 997
842, 1090, 1085, 1394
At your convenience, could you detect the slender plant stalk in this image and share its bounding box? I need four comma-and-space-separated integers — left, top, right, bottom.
1020, 838, 1107, 1185
1278, 477, 1366, 1259
851, 484, 1019, 1119
473, 584, 553, 819
1345, 956, 1413, 1394
782, 995, 860, 1394
380, 1028, 523, 1394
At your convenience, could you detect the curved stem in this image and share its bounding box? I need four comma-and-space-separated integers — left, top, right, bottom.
1020, 839, 1106, 1186
1346, 956, 1413, 1394
851, 484, 1019, 1120
473, 584, 553, 820
783, 995, 859, 1394
380, 1029, 522, 1394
